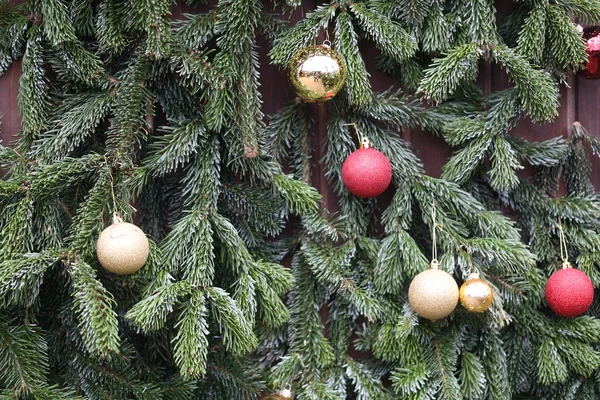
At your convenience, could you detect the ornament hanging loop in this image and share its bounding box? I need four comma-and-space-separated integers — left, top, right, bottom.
105, 156, 120, 223
342, 122, 371, 148
322, 39, 332, 48
431, 201, 438, 263
556, 220, 569, 265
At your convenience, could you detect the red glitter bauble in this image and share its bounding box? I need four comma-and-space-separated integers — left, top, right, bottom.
579, 26, 600, 79
341, 148, 392, 198
545, 267, 594, 317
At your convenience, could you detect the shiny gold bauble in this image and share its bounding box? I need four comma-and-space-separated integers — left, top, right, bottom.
261, 389, 292, 399
96, 222, 150, 275
288, 44, 346, 102
408, 264, 459, 321
459, 274, 494, 313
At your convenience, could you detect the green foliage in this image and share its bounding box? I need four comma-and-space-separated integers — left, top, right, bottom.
0, 0, 599, 398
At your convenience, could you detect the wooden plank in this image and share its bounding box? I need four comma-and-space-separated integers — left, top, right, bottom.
0, 60, 21, 146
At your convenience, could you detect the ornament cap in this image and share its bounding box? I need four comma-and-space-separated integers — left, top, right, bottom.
321, 40, 331, 48
278, 388, 292, 398
359, 137, 371, 149
467, 273, 480, 280
112, 211, 123, 225
430, 259, 440, 269
562, 260, 572, 269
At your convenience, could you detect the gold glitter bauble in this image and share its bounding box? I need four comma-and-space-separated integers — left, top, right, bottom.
288, 44, 346, 102
261, 389, 292, 400
408, 266, 459, 321
96, 222, 149, 275
459, 274, 493, 313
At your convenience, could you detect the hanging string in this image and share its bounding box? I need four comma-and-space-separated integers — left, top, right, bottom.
556, 220, 570, 268
323, 29, 331, 47
431, 201, 438, 264
105, 156, 121, 224
342, 122, 370, 148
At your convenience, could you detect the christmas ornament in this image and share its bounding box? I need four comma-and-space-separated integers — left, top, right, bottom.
288, 43, 346, 102
545, 261, 594, 317
341, 138, 392, 198
96, 216, 150, 275
408, 260, 459, 321
578, 25, 600, 79
260, 388, 292, 399
459, 273, 494, 313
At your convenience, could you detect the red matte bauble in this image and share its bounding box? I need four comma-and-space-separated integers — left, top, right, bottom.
579, 26, 600, 79
341, 148, 392, 198
545, 267, 594, 317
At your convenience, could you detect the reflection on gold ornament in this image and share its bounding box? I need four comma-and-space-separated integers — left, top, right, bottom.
288, 44, 346, 102
459, 274, 493, 313
408, 260, 459, 321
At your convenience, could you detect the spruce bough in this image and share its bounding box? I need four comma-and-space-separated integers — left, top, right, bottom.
0, 0, 599, 399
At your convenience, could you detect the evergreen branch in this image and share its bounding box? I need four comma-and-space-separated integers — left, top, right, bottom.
206, 287, 258, 356
465, 0, 498, 44
68, 261, 120, 357
40, 0, 77, 46
126, 280, 192, 333
66, 171, 111, 257
0, 385, 85, 399
441, 135, 492, 184
18, 27, 49, 145
48, 42, 104, 85
492, 45, 560, 123
0, 253, 58, 308
394, 0, 433, 24
0, 4, 28, 76
161, 210, 215, 283
29, 154, 104, 198
516, 7, 546, 64
105, 56, 153, 167
509, 136, 568, 167
375, 230, 428, 293
0, 197, 34, 258
132, 0, 172, 58
96, 0, 128, 54
269, 3, 337, 65
536, 339, 567, 384
273, 174, 321, 215
288, 254, 334, 369
173, 290, 209, 380
214, 0, 261, 55
349, 3, 417, 62
545, 6, 587, 69
335, 11, 372, 105
345, 359, 393, 400
145, 119, 206, 177
418, 43, 483, 102
390, 363, 431, 397
250, 261, 293, 328
174, 50, 225, 95
554, 0, 600, 23
303, 241, 382, 321
31, 92, 115, 163
459, 351, 486, 399
173, 11, 217, 50
421, 8, 458, 53
488, 136, 522, 191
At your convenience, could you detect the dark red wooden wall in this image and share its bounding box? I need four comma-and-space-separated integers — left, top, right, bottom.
1, 1, 599, 202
